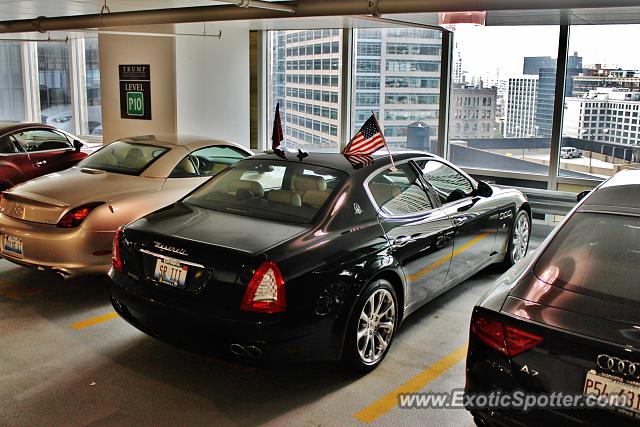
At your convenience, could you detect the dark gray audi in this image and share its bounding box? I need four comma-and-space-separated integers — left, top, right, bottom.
466, 169, 640, 426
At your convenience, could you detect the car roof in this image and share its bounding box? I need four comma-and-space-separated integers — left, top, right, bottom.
118, 134, 250, 153
0, 121, 55, 135
582, 169, 640, 214
247, 150, 438, 174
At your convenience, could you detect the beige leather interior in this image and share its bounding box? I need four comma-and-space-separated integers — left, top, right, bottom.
122, 147, 148, 169
292, 175, 327, 192
369, 183, 402, 206
176, 157, 197, 175
266, 190, 302, 207
291, 174, 331, 208
227, 179, 265, 198
302, 190, 330, 209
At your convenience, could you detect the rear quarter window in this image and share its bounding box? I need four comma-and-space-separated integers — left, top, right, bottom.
534, 212, 640, 304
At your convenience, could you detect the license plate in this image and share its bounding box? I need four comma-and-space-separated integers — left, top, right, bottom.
154, 257, 188, 289
584, 369, 640, 415
3, 235, 23, 257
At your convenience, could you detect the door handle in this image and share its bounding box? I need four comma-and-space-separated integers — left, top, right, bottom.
35, 160, 47, 167
393, 235, 413, 247
453, 216, 468, 226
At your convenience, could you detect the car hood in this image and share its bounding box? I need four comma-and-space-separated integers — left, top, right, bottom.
1, 167, 164, 224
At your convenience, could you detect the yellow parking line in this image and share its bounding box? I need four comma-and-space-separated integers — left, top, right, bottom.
71, 312, 118, 330
408, 232, 492, 282
353, 343, 468, 424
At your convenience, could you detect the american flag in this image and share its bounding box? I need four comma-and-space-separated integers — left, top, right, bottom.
343, 153, 374, 168
343, 114, 385, 156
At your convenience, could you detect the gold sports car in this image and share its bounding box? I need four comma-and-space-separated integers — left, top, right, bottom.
0, 134, 251, 278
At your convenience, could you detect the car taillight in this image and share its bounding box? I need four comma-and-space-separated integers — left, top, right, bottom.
112, 227, 124, 273
471, 312, 542, 357
504, 325, 544, 357
57, 202, 102, 228
240, 261, 286, 313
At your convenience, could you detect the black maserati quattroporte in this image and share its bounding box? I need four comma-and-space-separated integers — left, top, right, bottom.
109, 152, 530, 371
466, 170, 640, 426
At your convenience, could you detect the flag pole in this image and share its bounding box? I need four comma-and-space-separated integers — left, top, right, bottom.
371, 111, 397, 171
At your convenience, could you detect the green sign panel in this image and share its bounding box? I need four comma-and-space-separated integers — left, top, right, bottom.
126, 92, 144, 116
119, 64, 151, 120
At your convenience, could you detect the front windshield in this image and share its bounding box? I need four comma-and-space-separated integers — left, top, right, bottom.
77, 141, 168, 175
183, 159, 346, 224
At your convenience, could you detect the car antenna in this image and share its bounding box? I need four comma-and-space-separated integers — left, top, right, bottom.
297, 149, 309, 161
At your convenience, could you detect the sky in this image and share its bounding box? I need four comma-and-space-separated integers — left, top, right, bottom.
453, 24, 640, 82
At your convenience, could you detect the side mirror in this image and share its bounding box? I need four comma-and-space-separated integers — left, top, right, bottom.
576, 190, 590, 202
73, 139, 83, 153
476, 180, 493, 198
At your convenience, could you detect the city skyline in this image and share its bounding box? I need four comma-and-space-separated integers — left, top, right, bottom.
453, 24, 640, 84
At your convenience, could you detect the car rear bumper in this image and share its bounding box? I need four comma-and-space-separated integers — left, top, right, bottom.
109, 268, 343, 364
0, 213, 113, 277
466, 373, 640, 427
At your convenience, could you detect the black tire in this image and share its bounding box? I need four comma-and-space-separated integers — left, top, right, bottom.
343, 278, 398, 372
501, 209, 531, 269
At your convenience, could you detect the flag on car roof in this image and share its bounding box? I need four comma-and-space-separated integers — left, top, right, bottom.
343, 114, 385, 156
343, 113, 396, 170
271, 103, 286, 159
343, 153, 374, 169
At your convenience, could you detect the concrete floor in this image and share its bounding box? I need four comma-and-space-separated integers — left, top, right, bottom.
0, 228, 549, 427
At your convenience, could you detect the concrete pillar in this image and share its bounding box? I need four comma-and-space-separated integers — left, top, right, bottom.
98, 25, 177, 143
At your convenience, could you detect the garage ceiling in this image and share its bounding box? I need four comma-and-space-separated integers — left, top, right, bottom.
1, 0, 640, 34
0, 1, 219, 21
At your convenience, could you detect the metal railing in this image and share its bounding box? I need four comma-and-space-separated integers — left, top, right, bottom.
513, 186, 578, 216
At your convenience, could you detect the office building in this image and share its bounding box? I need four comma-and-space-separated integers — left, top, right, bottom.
505, 75, 538, 138
564, 88, 640, 145
449, 83, 497, 139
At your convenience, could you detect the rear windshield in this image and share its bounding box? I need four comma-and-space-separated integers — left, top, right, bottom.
183, 159, 346, 224
534, 212, 640, 304
77, 141, 168, 175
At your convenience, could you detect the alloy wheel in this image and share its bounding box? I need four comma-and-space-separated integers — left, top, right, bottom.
511, 213, 530, 263
356, 288, 396, 365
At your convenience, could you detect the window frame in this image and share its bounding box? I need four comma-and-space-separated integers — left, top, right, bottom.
415, 158, 477, 206
363, 159, 439, 219
10, 127, 74, 153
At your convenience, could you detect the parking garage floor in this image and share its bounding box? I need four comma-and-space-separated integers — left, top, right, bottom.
0, 227, 549, 427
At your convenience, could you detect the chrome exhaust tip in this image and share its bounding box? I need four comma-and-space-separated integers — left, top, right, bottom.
245, 345, 263, 359
53, 270, 68, 281
229, 343, 246, 356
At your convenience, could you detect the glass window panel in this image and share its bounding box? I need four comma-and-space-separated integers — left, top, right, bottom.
560, 24, 640, 188
12, 128, 71, 152
84, 38, 102, 138
352, 28, 443, 152
447, 26, 560, 187
368, 163, 434, 216
38, 42, 73, 132
0, 42, 25, 121
268, 30, 343, 153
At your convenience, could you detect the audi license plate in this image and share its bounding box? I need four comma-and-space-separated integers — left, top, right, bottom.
3, 235, 23, 257
584, 369, 640, 415
154, 256, 188, 289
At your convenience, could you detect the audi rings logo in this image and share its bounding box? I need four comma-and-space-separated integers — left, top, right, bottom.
597, 354, 640, 378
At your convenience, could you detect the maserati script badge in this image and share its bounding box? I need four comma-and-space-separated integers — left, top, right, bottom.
154, 242, 188, 256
